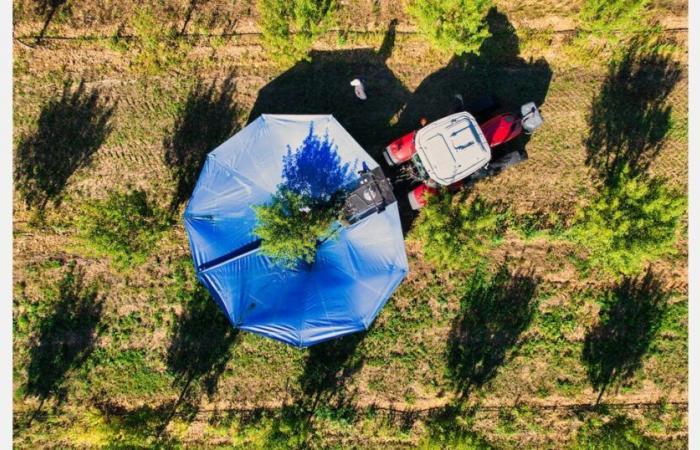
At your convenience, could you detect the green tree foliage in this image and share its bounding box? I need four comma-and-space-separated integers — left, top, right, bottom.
253, 126, 354, 267
253, 189, 339, 268
567, 166, 685, 276
410, 192, 506, 270
75, 189, 172, 268
574, 0, 670, 57
407, 0, 492, 56
573, 415, 659, 449
257, 0, 337, 66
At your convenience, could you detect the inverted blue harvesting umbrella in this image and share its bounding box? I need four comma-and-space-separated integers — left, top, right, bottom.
184, 114, 409, 347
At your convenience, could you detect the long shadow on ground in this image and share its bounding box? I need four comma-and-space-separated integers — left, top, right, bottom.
585, 40, 681, 184
298, 332, 365, 413
582, 268, 668, 404
248, 19, 409, 157
391, 8, 551, 134
164, 75, 240, 210
22, 262, 104, 429
33, 0, 68, 44
159, 276, 239, 436
264, 333, 365, 447
447, 263, 538, 399
15, 80, 114, 209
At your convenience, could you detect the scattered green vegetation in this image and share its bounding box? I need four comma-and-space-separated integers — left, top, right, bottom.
420, 411, 494, 449
80, 348, 173, 400
410, 192, 506, 270
509, 210, 565, 240
566, 166, 685, 276
74, 189, 172, 268
407, 0, 492, 56
120, 8, 192, 75
257, 0, 338, 65
573, 414, 661, 449
572, 0, 674, 59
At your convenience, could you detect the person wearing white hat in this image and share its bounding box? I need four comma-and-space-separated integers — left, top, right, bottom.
350, 78, 367, 100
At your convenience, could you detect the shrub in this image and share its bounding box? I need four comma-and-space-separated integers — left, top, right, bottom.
409, 192, 506, 270
407, 0, 492, 56
128, 8, 191, 75
573, 0, 671, 58
75, 189, 172, 268
257, 0, 337, 66
566, 166, 685, 276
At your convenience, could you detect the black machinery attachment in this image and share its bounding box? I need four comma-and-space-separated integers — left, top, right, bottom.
341, 165, 396, 226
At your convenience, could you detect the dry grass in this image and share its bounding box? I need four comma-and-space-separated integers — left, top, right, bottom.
12, 0, 687, 447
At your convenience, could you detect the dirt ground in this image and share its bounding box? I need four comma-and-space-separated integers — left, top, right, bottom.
12, 0, 688, 448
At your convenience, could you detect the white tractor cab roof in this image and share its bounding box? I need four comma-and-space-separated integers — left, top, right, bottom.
414, 112, 491, 186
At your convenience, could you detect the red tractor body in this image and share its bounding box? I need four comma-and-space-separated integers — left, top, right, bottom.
385, 100, 543, 209
383, 130, 417, 166
479, 112, 522, 147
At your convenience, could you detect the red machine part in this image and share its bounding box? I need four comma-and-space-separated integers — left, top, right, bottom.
407, 183, 438, 210
479, 112, 523, 147
384, 130, 417, 165
407, 180, 462, 209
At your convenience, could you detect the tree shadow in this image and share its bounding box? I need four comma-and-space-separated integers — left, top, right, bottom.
34, 0, 67, 44
585, 41, 681, 184
281, 333, 365, 443
582, 268, 668, 404
180, 0, 199, 35
447, 263, 538, 399
392, 8, 551, 136
22, 262, 104, 429
93, 401, 179, 447
299, 332, 364, 407
575, 414, 661, 448
15, 80, 114, 209
390, 8, 553, 232
162, 282, 238, 436
248, 19, 410, 156
164, 75, 240, 211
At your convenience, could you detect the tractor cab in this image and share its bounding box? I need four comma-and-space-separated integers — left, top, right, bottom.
413, 112, 491, 186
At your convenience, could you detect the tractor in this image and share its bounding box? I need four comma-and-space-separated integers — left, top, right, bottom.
383, 96, 544, 209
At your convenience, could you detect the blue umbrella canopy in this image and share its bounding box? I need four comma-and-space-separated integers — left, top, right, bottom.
184, 115, 409, 347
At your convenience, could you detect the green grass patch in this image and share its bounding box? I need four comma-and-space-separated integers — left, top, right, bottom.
74, 188, 172, 269
79, 348, 174, 399
572, 414, 665, 449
